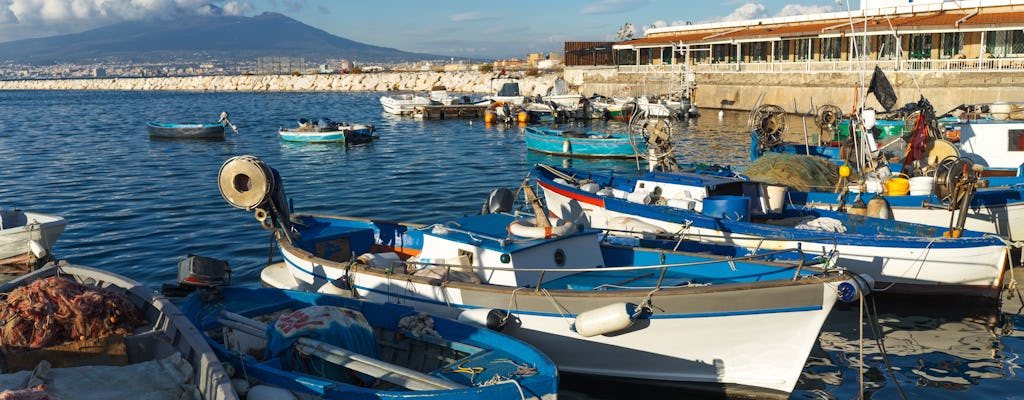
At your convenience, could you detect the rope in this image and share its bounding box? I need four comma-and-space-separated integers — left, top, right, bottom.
539, 288, 574, 328
865, 296, 909, 400
871, 238, 937, 293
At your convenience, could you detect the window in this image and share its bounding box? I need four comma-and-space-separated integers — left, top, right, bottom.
878, 35, 899, 60
1010, 129, 1024, 152
691, 45, 711, 63
986, 30, 1024, 57
712, 44, 734, 63
941, 32, 964, 58
849, 36, 873, 60
773, 40, 791, 61
795, 38, 813, 61
821, 37, 842, 60
746, 42, 768, 62
909, 33, 932, 59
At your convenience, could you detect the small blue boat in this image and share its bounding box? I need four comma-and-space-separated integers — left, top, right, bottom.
524, 126, 642, 158
147, 111, 237, 140
181, 286, 558, 400
278, 118, 376, 144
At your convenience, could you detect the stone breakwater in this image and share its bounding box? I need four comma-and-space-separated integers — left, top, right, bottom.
0, 71, 560, 95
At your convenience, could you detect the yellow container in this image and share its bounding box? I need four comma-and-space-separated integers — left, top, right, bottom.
886, 174, 910, 196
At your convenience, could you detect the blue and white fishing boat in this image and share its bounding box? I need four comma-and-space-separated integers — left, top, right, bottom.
278, 118, 376, 144
0, 261, 238, 400
217, 155, 871, 398
147, 111, 237, 140
748, 100, 1024, 241
525, 127, 643, 158
532, 164, 1011, 300
181, 286, 557, 400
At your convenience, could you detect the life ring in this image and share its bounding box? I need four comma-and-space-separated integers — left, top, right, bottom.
508, 217, 575, 239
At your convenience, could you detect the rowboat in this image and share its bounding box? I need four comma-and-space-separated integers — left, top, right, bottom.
524, 127, 643, 158
0, 208, 66, 269
278, 118, 376, 144
147, 112, 237, 140
181, 286, 559, 400
532, 164, 1011, 299
216, 155, 872, 398
0, 261, 237, 399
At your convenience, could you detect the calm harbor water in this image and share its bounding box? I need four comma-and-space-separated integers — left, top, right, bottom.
2, 90, 1021, 399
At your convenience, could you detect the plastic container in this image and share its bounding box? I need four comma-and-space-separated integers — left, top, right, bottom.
764, 185, 787, 213
886, 174, 910, 196
909, 176, 934, 196
701, 195, 750, 221
991, 102, 1011, 120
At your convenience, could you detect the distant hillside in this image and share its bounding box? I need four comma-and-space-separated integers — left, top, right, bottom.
0, 12, 443, 64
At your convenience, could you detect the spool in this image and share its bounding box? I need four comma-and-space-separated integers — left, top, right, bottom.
573, 302, 636, 337
218, 155, 274, 210
701, 196, 750, 221
885, 174, 909, 196
909, 176, 934, 196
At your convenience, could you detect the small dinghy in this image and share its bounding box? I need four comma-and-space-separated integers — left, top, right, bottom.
524, 126, 643, 158
0, 261, 237, 399
278, 117, 376, 144
0, 208, 66, 273
147, 111, 238, 140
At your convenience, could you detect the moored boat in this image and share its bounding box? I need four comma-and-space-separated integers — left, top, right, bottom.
524, 126, 643, 158
0, 261, 237, 399
147, 111, 237, 140
181, 285, 559, 400
532, 164, 1011, 299
380, 92, 432, 115
216, 155, 872, 398
278, 117, 376, 144
0, 208, 66, 271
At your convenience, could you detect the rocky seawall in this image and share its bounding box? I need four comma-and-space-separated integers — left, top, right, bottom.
0, 71, 560, 95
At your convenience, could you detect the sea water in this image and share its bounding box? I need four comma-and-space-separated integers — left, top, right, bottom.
1, 90, 1021, 399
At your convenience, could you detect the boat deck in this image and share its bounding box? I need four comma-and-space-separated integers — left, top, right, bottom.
413, 104, 488, 120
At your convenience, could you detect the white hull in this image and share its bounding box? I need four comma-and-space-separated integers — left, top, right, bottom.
0, 211, 67, 260
541, 187, 1009, 297
380, 94, 431, 115
808, 200, 1024, 242
953, 120, 1024, 169
264, 257, 840, 396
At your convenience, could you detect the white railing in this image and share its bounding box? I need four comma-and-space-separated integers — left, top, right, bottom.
629, 57, 1024, 74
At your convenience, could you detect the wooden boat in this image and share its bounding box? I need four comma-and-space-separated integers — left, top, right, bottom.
278, 118, 376, 144
524, 127, 643, 158
147, 112, 237, 140
0, 208, 66, 268
180, 286, 559, 400
0, 261, 238, 399
532, 164, 1011, 299
380, 93, 432, 115
216, 155, 872, 398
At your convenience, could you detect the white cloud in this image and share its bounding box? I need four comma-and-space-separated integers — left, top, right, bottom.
776, 4, 835, 17
721, 3, 767, 21
450, 11, 485, 22
0, 0, 254, 42
581, 0, 651, 15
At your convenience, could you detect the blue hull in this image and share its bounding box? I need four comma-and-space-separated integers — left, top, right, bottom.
147, 121, 225, 140
181, 286, 558, 400
525, 127, 641, 158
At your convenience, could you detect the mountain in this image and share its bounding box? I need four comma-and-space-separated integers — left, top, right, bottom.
0, 12, 443, 64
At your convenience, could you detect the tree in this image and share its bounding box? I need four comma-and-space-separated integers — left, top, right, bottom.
616, 22, 634, 41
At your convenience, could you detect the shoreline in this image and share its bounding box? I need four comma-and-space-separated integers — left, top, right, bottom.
0, 71, 561, 95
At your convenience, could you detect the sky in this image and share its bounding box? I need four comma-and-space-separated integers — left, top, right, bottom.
0, 0, 851, 59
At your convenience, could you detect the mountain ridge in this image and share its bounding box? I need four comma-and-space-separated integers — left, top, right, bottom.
0, 12, 446, 65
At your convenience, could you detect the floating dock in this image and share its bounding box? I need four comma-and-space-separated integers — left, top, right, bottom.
413, 104, 489, 120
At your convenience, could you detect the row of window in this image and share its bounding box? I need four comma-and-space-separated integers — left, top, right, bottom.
636, 29, 1024, 64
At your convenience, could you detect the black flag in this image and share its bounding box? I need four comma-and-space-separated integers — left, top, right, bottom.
867, 66, 897, 112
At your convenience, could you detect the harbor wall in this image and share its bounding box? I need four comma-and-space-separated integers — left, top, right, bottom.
0, 71, 559, 96
5, 68, 1023, 114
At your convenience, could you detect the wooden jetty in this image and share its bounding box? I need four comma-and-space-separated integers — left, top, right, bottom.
412, 104, 488, 120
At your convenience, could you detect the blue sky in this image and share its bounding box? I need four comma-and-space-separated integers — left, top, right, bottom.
0, 0, 846, 59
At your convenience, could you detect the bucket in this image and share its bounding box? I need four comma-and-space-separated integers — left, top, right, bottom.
702, 195, 750, 221
885, 174, 910, 196
764, 185, 787, 213
909, 176, 934, 196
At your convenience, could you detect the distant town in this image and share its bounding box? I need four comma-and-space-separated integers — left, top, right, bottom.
0, 52, 566, 80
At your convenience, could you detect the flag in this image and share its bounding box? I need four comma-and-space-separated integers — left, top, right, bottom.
867, 66, 897, 112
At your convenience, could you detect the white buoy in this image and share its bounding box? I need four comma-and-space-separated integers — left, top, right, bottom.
717, 110, 724, 119
563, 140, 571, 154
573, 302, 636, 337
27, 240, 46, 258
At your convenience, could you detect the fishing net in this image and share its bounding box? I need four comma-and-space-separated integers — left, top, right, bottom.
744, 153, 841, 192
0, 276, 145, 354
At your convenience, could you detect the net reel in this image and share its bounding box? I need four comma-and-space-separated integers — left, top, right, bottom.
931, 155, 982, 237
628, 106, 678, 172
814, 104, 844, 142
749, 104, 787, 154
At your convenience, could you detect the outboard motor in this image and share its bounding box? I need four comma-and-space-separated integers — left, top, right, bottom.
481, 187, 515, 215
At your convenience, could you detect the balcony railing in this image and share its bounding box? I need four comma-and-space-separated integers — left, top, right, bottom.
618, 57, 1024, 73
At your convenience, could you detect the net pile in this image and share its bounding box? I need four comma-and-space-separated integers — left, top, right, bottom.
0, 277, 145, 353
744, 153, 841, 192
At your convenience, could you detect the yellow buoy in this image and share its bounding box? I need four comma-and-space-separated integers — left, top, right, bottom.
484, 111, 495, 124
518, 111, 528, 123
885, 174, 910, 196
839, 164, 852, 178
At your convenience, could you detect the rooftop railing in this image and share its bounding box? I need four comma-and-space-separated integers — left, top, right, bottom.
617, 57, 1024, 74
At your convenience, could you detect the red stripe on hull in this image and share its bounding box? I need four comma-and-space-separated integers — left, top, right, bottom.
538, 180, 605, 208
